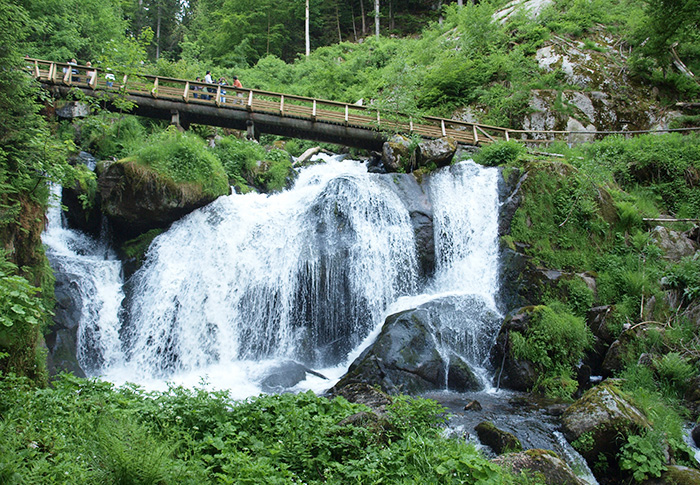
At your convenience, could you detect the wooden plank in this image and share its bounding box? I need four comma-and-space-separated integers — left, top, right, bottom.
183, 82, 190, 102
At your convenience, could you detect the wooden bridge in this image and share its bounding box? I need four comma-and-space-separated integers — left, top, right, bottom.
29, 59, 699, 150
29, 58, 511, 151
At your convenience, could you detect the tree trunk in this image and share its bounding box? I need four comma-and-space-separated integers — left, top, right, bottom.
156, 3, 161, 60
351, 4, 358, 41
457, 0, 463, 6
389, 0, 394, 31
375, 0, 380, 40
336, 4, 342, 43
305, 0, 310, 57
360, 0, 366, 35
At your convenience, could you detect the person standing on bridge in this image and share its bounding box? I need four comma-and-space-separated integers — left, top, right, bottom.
204, 70, 214, 100
232, 76, 243, 104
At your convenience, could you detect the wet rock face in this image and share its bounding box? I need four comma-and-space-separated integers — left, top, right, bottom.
333, 296, 492, 394
562, 379, 651, 480
493, 449, 588, 485
45, 271, 86, 378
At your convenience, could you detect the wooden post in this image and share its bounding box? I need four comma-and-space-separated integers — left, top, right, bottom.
247, 90, 253, 110
473, 124, 478, 144
441, 119, 446, 137
312, 100, 317, 119
215, 85, 222, 106
344, 105, 349, 124
183, 81, 190, 102
410, 117, 413, 132
34, 60, 40, 79
121, 74, 128, 89
280, 95, 285, 115
151, 77, 159, 98
505, 130, 510, 142
377, 111, 380, 125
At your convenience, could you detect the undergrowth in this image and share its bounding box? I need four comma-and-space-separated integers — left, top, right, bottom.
0, 374, 538, 484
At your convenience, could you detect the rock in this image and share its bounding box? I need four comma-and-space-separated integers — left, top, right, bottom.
464, 400, 482, 411
98, 160, 228, 240
601, 324, 663, 377
381, 134, 414, 172
475, 421, 522, 454
62, 154, 101, 237
562, 379, 651, 478
56, 101, 90, 119
641, 465, 700, 485
651, 226, 698, 261
493, 449, 587, 485
45, 270, 89, 377
491, 307, 539, 391
691, 423, 700, 447
333, 295, 497, 394
378, 173, 435, 279
260, 361, 325, 392
330, 382, 393, 413
417, 137, 457, 168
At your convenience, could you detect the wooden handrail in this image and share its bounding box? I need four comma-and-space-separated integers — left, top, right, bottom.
26, 57, 699, 147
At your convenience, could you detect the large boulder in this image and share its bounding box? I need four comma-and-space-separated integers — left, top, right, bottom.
45, 269, 86, 378
493, 449, 588, 485
381, 135, 414, 172
641, 465, 700, 485
417, 137, 457, 168
562, 379, 651, 478
98, 160, 229, 239
651, 226, 698, 261
333, 295, 499, 394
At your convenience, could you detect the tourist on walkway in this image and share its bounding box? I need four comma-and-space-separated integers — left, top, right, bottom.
204, 70, 214, 100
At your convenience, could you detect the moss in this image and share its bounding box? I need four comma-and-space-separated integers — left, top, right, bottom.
121, 229, 164, 267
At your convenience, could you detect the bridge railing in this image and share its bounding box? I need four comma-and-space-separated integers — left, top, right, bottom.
29, 58, 514, 145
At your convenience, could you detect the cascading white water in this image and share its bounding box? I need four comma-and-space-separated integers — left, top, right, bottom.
110, 157, 419, 390
386, 161, 503, 387
42, 185, 126, 373
44, 155, 503, 395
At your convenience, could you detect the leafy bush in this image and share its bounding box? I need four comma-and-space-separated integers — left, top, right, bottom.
0, 375, 528, 484
213, 137, 294, 193
474, 141, 526, 167
0, 254, 49, 382
133, 128, 229, 197
654, 352, 696, 399
510, 302, 593, 398
618, 431, 667, 482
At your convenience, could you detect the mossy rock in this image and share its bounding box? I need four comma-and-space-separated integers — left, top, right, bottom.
98, 160, 229, 240
474, 421, 522, 455
641, 465, 700, 485
493, 449, 588, 485
562, 379, 651, 478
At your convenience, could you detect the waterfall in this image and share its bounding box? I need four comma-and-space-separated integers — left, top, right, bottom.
43, 185, 126, 374
44, 156, 503, 395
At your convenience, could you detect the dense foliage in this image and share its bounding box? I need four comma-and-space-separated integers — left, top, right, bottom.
0, 374, 533, 484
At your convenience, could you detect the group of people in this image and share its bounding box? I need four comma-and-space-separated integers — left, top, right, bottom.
61, 60, 242, 100
193, 70, 242, 102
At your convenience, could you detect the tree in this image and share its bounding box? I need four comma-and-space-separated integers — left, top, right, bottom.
375, 0, 379, 39
638, 0, 700, 75
305, 0, 310, 56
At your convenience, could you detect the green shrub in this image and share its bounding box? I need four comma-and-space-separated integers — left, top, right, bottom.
618, 431, 667, 482
0, 375, 529, 484
654, 352, 696, 399
474, 141, 526, 167
133, 128, 229, 197
510, 302, 593, 398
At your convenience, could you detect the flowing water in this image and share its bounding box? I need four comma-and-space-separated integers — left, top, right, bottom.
43, 155, 598, 481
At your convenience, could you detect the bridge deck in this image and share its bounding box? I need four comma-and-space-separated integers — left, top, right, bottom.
29, 59, 511, 149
